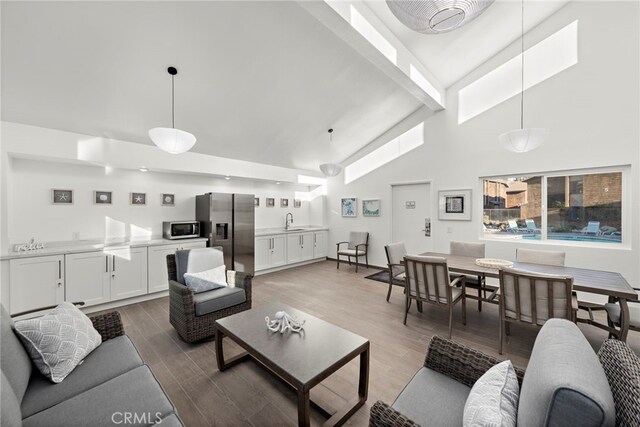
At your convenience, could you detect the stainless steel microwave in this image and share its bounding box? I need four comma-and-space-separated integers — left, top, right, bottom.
163, 221, 200, 240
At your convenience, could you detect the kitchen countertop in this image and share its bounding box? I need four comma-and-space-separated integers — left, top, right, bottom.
1, 237, 209, 261
254, 226, 328, 237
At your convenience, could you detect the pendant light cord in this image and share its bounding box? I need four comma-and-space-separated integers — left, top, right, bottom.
520, 0, 524, 130
171, 75, 175, 129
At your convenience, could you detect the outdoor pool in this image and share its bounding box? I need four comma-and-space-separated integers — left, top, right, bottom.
522, 234, 622, 244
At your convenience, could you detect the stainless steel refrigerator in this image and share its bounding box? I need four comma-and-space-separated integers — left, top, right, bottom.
195, 193, 255, 275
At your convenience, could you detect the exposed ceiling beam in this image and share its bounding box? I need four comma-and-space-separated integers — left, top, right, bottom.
298, 0, 445, 111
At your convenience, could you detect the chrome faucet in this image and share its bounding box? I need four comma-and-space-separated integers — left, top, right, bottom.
285, 212, 294, 230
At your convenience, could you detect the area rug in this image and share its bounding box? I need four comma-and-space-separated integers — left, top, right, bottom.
364, 270, 404, 286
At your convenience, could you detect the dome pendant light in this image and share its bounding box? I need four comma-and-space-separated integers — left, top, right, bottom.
386, 0, 495, 34
319, 129, 343, 177
499, 0, 546, 153
149, 67, 196, 154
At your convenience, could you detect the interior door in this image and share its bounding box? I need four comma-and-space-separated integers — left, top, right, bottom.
392, 183, 432, 255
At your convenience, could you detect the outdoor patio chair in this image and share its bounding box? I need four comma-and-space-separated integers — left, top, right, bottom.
336, 231, 369, 272
604, 287, 640, 338
498, 267, 577, 354
516, 248, 566, 266
525, 219, 541, 232
384, 242, 407, 302
581, 221, 601, 235
403, 255, 466, 339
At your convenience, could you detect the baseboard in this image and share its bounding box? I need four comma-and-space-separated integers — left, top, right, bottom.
254, 257, 327, 276
326, 257, 385, 271
80, 291, 169, 315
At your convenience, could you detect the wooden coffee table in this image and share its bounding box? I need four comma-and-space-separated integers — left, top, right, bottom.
214, 302, 370, 427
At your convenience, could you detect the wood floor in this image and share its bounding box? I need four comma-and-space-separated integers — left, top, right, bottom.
114, 260, 640, 427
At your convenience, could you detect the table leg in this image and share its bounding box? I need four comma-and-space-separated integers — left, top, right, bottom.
619, 298, 630, 342
359, 346, 369, 400
298, 388, 311, 427
215, 327, 226, 371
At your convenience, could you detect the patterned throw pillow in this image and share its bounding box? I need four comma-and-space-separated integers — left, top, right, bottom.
14, 302, 101, 383
183, 265, 228, 293
463, 360, 520, 427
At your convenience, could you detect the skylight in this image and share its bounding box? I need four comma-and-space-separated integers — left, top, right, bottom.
458, 20, 578, 124
349, 5, 397, 64
344, 123, 424, 184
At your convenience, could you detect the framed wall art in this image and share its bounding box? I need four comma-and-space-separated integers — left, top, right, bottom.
254, 197, 260, 207
341, 197, 357, 217
438, 189, 472, 221
280, 198, 289, 208
94, 191, 112, 205
52, 189, 73, 205
294, 199, 301, 208
266, 197, 275, 207
362, 199, 381, 217
162, 193, 175, 206
130, 192, 146, 205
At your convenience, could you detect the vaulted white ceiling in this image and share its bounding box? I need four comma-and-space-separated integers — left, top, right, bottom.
2, 1, 571, 172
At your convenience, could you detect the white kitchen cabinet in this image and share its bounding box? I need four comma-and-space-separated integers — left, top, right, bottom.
256, 235, 287, 270
287, 233, 314, 264
313, 230, 328, 258
65, 252, 111, 307
148, 241, 206, 293
9, 255, 65, 315
106, 247, 148, 301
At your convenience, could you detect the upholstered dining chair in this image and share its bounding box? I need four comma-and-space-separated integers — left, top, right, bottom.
498, 267, 577, 354
604, 287, 640, 338
384, 242, 407, 302
449, 241, 488, 312
166, 247, 252, 343
516, 248, 566, 266
403, 255, 466, 339
336, 231, 369, 272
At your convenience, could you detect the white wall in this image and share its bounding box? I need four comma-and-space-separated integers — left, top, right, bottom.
6, 157, 316, 246
326, 1, 640, 289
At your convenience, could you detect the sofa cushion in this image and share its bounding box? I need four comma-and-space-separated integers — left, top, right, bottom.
0, 304, 32, 402
392, 367, 471, 426
517, 319, 615, 427
184, 265, 228, 293
158, 413, 184, 427
14, 302, 102, 383
1, 370, 22, 427
21, 335, 144, 418
193, 287, 246, 316
598, 339, 640, 427
22, 365, 175, 427
176, 247, 224, 285
463, 360, 519, 427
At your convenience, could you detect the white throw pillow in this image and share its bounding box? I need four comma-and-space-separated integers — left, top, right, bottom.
14, 302, 102, 383
463, 360, 520, 427
184, 265, 228, 293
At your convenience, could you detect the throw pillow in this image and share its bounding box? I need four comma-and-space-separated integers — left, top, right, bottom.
183, 265, 228, 293
463, 360, 520, 427
14, 302, 102, 383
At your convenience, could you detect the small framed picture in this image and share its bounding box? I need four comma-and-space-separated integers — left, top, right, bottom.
266, 197, 275, 207
94, 191, 112, 205
52, 189, 73, 205
162, 193, 175, 206
438, 189, 472, 221
362, 199, 381, 217
294, 199, 301, 208
280, 198, 289, 208
131, 192, 146, 205
341, 197, 357, 217
254, 197, 260, 207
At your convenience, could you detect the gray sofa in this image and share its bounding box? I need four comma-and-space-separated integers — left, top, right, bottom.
371, 319, 640, 426
1, 304, 184, 427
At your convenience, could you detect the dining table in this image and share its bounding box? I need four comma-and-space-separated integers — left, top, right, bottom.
420, 251, 638, 341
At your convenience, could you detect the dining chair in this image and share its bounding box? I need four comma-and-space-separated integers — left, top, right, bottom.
516, 248, 566, 266
384, 242, 407, 302
403, 255, 466, 339
498, 267, 577, 354
604, 287, 640, 339
336, 231, 369, 272
449, 241, 489, 311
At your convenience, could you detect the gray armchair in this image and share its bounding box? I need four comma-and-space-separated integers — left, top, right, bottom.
336, 231, 369, 272
167, 248, 252, 343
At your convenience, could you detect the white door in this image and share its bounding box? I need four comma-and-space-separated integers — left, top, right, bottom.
108, 247, 148, 301
255, 237, 271, 271
313, 231, 328, 258
270, 235, 287, 267
392, 183, 432, 255
148, 244, 179, 294
300, 233, 314, 261
9, 255, 65, 314
66, 252, 111, 306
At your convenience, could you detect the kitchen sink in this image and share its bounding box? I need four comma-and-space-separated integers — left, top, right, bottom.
283, 228, 306, 232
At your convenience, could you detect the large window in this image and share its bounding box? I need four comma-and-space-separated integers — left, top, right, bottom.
482, 170, 624, 245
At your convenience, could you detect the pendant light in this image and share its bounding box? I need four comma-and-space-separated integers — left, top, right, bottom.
319, 129, 343, 177
499, 0, 546, 153
148, 67, 196, 154
386, 0, 494, 34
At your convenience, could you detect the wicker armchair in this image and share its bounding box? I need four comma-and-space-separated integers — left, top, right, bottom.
167, 253, 252, 343
369, 336, 525, 427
